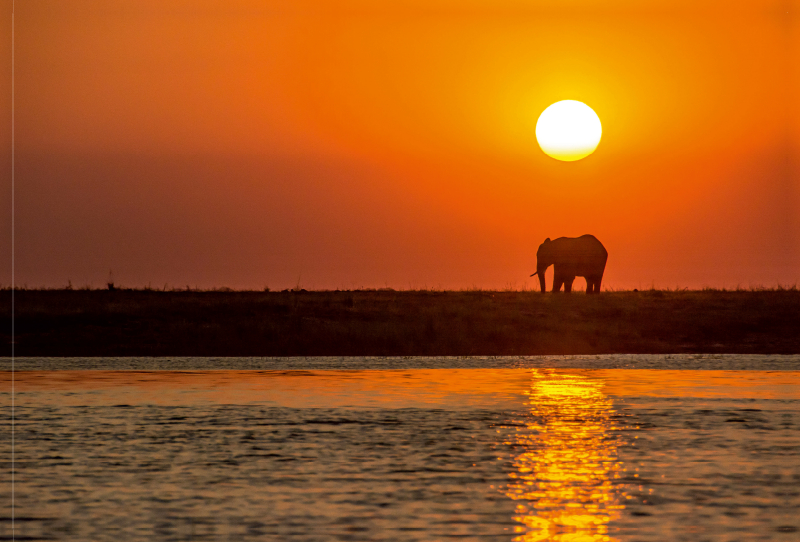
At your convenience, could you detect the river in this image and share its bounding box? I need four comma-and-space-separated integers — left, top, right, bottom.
3, 355, 799, 541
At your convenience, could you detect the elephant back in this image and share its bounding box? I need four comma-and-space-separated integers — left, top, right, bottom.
552, 235, 608, 268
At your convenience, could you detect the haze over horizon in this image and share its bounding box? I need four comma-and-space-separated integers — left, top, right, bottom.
3, 1, 799, 290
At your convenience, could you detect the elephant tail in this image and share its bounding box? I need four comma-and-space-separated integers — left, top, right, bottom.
530, 271, 538, 277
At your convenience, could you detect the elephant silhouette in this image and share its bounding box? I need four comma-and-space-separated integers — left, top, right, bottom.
530, 235, 608, 294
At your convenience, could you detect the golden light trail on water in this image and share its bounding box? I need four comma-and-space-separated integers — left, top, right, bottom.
505, 370, 628, 542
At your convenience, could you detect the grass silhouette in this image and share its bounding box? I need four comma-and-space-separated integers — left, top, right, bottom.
4, 287, 799, 356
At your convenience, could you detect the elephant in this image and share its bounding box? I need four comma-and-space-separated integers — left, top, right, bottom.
530, 235, 608, 294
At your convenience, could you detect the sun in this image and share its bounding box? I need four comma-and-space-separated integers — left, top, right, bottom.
535, 100, 602, 162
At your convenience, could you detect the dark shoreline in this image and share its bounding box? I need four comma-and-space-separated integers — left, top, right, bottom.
4, 289, 800, 356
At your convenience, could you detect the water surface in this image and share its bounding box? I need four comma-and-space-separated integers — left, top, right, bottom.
3, 356, 799, 541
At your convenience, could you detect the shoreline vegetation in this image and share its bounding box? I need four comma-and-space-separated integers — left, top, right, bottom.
4, 287, 800, 356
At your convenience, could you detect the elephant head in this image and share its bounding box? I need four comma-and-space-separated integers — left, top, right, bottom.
530, 238, 552, 293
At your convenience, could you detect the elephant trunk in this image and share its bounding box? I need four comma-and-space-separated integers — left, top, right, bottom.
537, 264, 547, 293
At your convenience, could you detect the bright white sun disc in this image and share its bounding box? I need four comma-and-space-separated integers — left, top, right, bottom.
535, 100, 602, 161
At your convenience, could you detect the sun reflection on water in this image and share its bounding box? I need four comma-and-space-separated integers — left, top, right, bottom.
505, 370, 628, 542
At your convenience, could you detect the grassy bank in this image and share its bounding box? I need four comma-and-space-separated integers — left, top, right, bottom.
3, 288, 800, 356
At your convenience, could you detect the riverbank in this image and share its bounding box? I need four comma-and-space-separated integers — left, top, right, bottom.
4, 288, 800, 356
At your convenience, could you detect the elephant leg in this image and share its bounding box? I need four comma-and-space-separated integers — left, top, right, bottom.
564, 276, 576, 293
588, 275, 603, 294
552, 272, 564, 292
585, 278, 594, 294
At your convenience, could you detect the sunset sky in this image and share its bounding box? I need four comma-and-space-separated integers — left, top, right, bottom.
3, 0, 799, 290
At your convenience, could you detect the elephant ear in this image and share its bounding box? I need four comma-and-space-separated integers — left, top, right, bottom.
544, 238, 551, 243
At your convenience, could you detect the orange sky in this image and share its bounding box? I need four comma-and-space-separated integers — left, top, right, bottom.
4, 0, 799, 289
